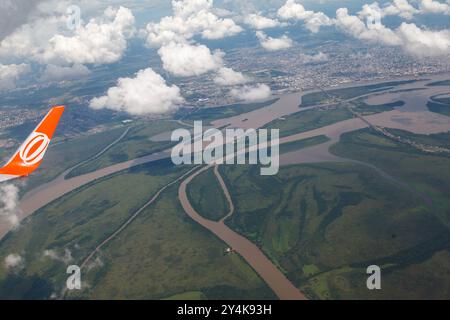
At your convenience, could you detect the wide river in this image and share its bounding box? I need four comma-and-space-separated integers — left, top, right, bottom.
1, 74, 450, 299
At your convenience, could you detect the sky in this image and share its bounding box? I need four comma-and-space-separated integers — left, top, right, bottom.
1, 0, 450, 115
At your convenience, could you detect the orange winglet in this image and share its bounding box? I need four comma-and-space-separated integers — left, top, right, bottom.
0, 106, 65, 177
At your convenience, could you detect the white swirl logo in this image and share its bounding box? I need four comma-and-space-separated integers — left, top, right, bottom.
19, 132, 50, 166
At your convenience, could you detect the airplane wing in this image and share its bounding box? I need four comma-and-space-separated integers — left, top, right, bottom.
0, 106, 65, 183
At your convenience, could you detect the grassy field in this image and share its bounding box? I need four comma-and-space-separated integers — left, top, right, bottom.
351, 99, 404, 115
300, 80, 417, 107
0, 159, 274, 300
217, 157, 450, 299
187, 167, 230, 221
330, 128, 450, 228
279, 135, 330, 154
430, 95, 450, 105
264, 98, 404, 139
427, 101, 450, 117
175, 99, 278, 124
66, 121, 190, 178
385, 129, 450, 149
14, 126, 129, 195
264, 107, 354, 138
427, 79, 450, 87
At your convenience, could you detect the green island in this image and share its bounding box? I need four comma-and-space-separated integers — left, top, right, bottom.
187, 167, 230, 222
300, 80, 417, 107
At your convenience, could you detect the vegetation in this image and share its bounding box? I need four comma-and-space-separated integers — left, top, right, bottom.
351, 99, 404, 115
264, 98, 404, 139
187, 167, 230, 221
67, 121, 190, 178
0, 159, 274, 300
431, 96, 450, 105
18, 126, 129, 195
385, 128, 450, 149
330, 129, 450, 227
175, 99, 279, 124
279, 135, 330, 154
427, 101, 450, 117
264, 108, 353, 138
427, 79, 450, 87
218, 156, 450, 299
300, 80, 417, 107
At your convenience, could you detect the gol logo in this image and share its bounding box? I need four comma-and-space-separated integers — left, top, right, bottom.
19, 132, 50, 166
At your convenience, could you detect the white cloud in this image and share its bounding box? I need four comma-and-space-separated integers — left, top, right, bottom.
245, 12, 281, 30
0, 184, 21, 227
335, 8, 401, 46
4, 253, 24, 270
0, 14, 64, 62
214, 67, 249, 86
42, 6, 135, 65
277, 0, 332, 33
256, 31, 293, 51
397, 22, 450, 56
230, 84, 272, 102
90, 68, 184, 115
143, 0, 243, 47
278, 0, 314, 20
0, 0, 44, 42
0, 5, 135, 67
419, 0, 450, 15
382, 0, 419, 19
335, 7, 450, 57
158, 42, 224, 77
0, 63, 30, 91
85, 256, 104, 271
40, 64, 91, 82
43, 248, 73, 263
300, 52, 329, 63
365, 0, 450, 20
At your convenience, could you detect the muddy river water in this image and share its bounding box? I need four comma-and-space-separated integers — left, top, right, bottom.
2, 75, 450, 299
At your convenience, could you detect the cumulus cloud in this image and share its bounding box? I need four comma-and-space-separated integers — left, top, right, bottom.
397, 22, 450, 56
43, 248, 73, 264
0, 184, 21, 227
335, 7, 450, 57
0, 4, 135, 67
0, 63, 30, 91
158, 42, 224, 77
230, 84, 272, 102
90, 68, 184, 115
277, 0, 332, 33
143, 0, 243, 47
300, 52, 329, 63
363, 0, 450, 20
85, 256, 104, 271
214, 67, 249, 86
419, 0, 450, 15
4, 253, 24, 271
335, 8, 401, 46
0, 0, 44, 42
40, 64, 91, 82
42, 6, 135, 65
382, 0, 419, 19
245, 12, 281, 30
256, 31, 293, 51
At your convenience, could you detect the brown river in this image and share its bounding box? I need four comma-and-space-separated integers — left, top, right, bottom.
2, 75, 450, 300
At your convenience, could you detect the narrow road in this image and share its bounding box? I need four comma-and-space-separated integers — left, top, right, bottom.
178, 165, 307, 300
80, 166, 200, 270
65, 126, 132, 179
